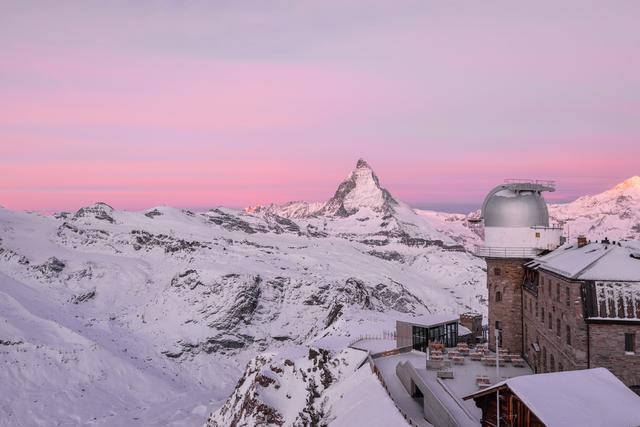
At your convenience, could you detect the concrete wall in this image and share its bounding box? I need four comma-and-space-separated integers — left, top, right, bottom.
395, 361, 463, 427
396, 321, 413, 348
487, 258, 526, 353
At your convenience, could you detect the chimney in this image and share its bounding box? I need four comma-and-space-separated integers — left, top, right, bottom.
577, 235, 588, 248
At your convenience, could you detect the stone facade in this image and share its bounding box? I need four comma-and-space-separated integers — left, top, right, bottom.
590, 322, 640, 387
518, 270, 640, 387
523, 271, 589, 374
486, 258, 528, 353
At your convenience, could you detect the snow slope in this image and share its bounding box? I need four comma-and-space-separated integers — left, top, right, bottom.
4, 159, 637, 426
0, 160, 485, 426
549, 176, 640, 241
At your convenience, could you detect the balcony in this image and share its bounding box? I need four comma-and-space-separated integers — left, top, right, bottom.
474, 245, 542, 259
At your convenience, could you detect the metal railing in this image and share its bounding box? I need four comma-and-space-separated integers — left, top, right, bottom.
474, 245, 541, 258
504, 178, 556, 188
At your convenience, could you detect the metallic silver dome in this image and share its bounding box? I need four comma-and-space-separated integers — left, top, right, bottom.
482, 183, 551, 228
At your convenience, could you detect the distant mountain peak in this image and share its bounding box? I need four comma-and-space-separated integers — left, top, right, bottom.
356, 158, 371, 169
613, 176, 640, 191
321, 159, 397, 217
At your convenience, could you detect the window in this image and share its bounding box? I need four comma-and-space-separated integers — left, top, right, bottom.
541, 279, 544, 294
548, 313, 552, 330
541, 306, 545, 323
566, 287, 570, 307
625, 333, 636, 353
548, 281, 551, 295
556, 283, 560, 301
536, 302, 539, 318
558, 362, 563, 372
535, 232, 541, 238
495, 291, 502, 302
542, 347, 547, 372
494, 268, 502, 276
566, 325, 572, 346
525, 324, 528, 344
550, 354, 555, 372
556, 319, 561, 336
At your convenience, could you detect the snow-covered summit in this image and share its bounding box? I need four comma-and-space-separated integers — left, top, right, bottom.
613, 175, 640, 191
320, 159, 398, 217
549, 175, 640, 241
247, 159, 397, 219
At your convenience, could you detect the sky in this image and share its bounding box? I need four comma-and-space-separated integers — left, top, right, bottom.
1, 1, 639, 213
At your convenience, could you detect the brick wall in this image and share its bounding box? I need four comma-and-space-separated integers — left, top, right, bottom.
487, 258, 527, 353
590, 323, 640, 387
522, 271, 588, 373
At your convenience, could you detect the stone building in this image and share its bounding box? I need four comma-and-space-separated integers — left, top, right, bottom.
522, 238, 640, 389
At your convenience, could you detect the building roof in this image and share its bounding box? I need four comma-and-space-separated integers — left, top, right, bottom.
465, 368, 640, 427
396, 314, 459, 328
530, 240, 640, 281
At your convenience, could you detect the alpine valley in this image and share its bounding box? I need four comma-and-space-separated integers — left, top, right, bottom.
1, 160, 638, 426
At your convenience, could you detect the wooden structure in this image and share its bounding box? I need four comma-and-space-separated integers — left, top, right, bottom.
465, 384, 544, 427
464, 368, 640, 427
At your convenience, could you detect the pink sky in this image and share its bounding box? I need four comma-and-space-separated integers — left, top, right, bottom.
1, 1, 639, 213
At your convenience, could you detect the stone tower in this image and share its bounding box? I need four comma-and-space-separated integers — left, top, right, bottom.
476, 180, 563, 353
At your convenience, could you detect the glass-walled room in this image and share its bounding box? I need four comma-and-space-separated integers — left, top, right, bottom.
411, 321, 458, 351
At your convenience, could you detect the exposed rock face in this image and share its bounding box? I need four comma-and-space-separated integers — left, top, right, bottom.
35, 257, 66, 278
320, 159, 398, 217
206, 347, 358, 427
73, 202, 116, 224
70, 290, 96, 304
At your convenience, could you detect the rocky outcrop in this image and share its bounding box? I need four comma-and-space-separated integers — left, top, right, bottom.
73, 202, 116, 224
206, 347, 352, 427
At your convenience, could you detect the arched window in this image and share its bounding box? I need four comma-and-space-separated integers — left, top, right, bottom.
566, 325, 572, 346
550, 354, 555, 372
495, 291, 502, 302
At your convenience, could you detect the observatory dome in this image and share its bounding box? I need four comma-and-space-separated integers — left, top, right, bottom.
482, 187, 550, 228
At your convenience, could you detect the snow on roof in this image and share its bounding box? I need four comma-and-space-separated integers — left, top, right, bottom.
465, 368, 640, 427
534, 241, 640, 281
457, 324, 472, 336
396, 313, 459, 327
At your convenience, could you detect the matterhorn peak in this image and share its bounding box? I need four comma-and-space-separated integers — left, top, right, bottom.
321, 159, 398, 217
613, 176, 640, 191
356, 158, 371, 169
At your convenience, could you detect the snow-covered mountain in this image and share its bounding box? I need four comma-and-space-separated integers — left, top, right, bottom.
549, 176, 640, 241
0, 160, 486, 426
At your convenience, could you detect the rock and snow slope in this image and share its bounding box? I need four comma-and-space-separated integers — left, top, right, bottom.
0, 160, 485, 426
2, 161, 638, 426
549, 176, 640, 242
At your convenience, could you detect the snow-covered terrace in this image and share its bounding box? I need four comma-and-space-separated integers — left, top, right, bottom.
373, 349, 532, 427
